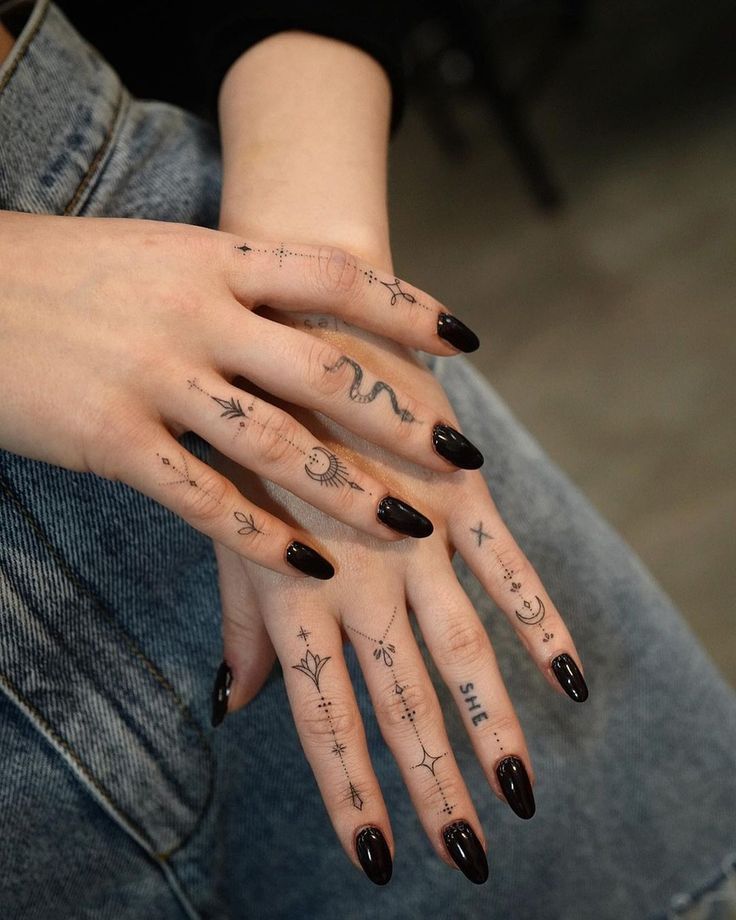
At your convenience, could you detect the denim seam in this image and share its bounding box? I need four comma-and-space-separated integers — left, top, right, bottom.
0, 468, 216, 858
0, 670, 152, 846
1, 552, 204, 817
0, 0, 48, 97
63, 83, 127, 216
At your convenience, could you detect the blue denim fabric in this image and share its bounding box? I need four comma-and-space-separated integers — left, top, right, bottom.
1, 3, 735, 918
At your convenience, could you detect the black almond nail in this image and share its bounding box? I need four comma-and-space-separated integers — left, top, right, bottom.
437, 313, 480, 353
285, 541, 335, 579
356, 827, 392, 885
496, 756, 536, 820
432, 423, 484, 470
442, 820, 488, 884
211, 660, 233, 727
376, 496, 433, 538
552, 653, 589, 702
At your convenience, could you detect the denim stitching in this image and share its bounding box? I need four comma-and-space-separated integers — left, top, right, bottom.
0, 670, 152, 847
63, 83, 126, 216
0, 0, 49, 97
0, 552, 205, 817
0, 468, 216, 856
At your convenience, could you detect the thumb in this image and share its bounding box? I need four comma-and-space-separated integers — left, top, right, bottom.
212, 540, 276, 726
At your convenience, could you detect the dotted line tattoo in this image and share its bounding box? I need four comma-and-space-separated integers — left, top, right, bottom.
187, 377, 369, 494
346, 608, 455, 817
323, 355, 419, 423
155, 450, 266, 539
470, 522, 554, 643
235, 242, 432, 312
293, 626, 364, 811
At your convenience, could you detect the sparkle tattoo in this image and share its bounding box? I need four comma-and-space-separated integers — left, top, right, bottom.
292, 626, 364, 811
323, 355, 418, 423
234, 242, 432, 311
470, 522, 554, 643
346, 608, 455, 816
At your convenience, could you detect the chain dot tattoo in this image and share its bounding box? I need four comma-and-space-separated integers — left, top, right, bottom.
346, 608, 455, 817
187, 377, 368, 493
470, 522, 554, 643
234, 242, 432, 311
292, 626, 364, 811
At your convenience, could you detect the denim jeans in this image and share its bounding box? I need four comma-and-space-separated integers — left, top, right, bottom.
1, 3, 735, 918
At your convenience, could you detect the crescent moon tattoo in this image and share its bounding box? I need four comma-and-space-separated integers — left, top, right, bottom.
515, 595, 545, 626
305, 446, 364, 491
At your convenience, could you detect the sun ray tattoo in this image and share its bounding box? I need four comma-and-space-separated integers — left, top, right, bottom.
234, 243, 432, 311
323, 356, 419, 423
346, 609, 455, 816
305, 446, 364, 491
188, 378, 368, 492
292, 626, 364, 811
470, 522, 554, 643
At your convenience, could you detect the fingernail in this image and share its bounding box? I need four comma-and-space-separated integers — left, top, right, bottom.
442, 820, 488, 884
432, 423, 484, 470
356, 827, 392, 885
496, 756, 536, 819
211, 660, 233, 727
552, 653, 589, 702
376, 496, 433, 538
285, 541, 335, 579
437, 313, 480, 353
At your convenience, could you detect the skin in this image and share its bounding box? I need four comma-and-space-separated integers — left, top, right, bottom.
0, 211, 469, 574
0, 20, 14, 66
214, 32, 586, 876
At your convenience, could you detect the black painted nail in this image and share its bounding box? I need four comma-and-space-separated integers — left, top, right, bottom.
496, 756, 536, 819
432, 423, 484, 470
285, 541, 335, 579
376, 496, 433, 538
211, 661, 233, 727
442, 820, 488, 884
356, 827, 392, 885
552, 653, 589, 702
437, 313, 480, 353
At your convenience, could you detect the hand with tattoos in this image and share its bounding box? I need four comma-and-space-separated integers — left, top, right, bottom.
210, 316, 588, 886
0, 210, 482, 578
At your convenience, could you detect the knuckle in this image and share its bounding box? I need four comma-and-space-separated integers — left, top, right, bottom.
306, 341, 350, 400
312, 246, 361, 301
83, 399, 153, 481
297, 696, 358, 743
434, 619, 489, 669
250, 409, 301, 468
176, 466, 230, 526
375, 678, 434, 733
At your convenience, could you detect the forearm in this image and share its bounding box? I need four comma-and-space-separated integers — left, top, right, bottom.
217, 30, 393, 269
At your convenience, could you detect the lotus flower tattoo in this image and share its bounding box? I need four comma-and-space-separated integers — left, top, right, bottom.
292, 649, 331, 691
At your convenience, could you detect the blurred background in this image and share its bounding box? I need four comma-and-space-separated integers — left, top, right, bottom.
388, 0, 735, 685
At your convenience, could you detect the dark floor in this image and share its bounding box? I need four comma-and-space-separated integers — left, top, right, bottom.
389, 0, 736, 685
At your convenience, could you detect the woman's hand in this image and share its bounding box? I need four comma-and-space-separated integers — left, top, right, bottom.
211, 316, 588, 885
0, 210, 482, 577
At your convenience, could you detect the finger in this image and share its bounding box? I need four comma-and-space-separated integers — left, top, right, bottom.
215, 313, 484, 472
212, 540, 276, 724
163, 370, 434, 541
265, 606, 394, 886
224, 237, 480, 356
406, 566, 536, 820
450, 497, 589, 703
343, 599, 489, 884
117, 419, 336, 580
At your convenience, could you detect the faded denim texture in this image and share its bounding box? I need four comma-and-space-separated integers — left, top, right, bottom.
1, 3, 735, 918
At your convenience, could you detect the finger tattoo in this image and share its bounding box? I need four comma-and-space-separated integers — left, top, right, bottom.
346, 609, 455, 817
323, 356, 419, 424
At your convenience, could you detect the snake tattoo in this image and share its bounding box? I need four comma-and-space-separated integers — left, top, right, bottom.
323, 356, 418, 423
